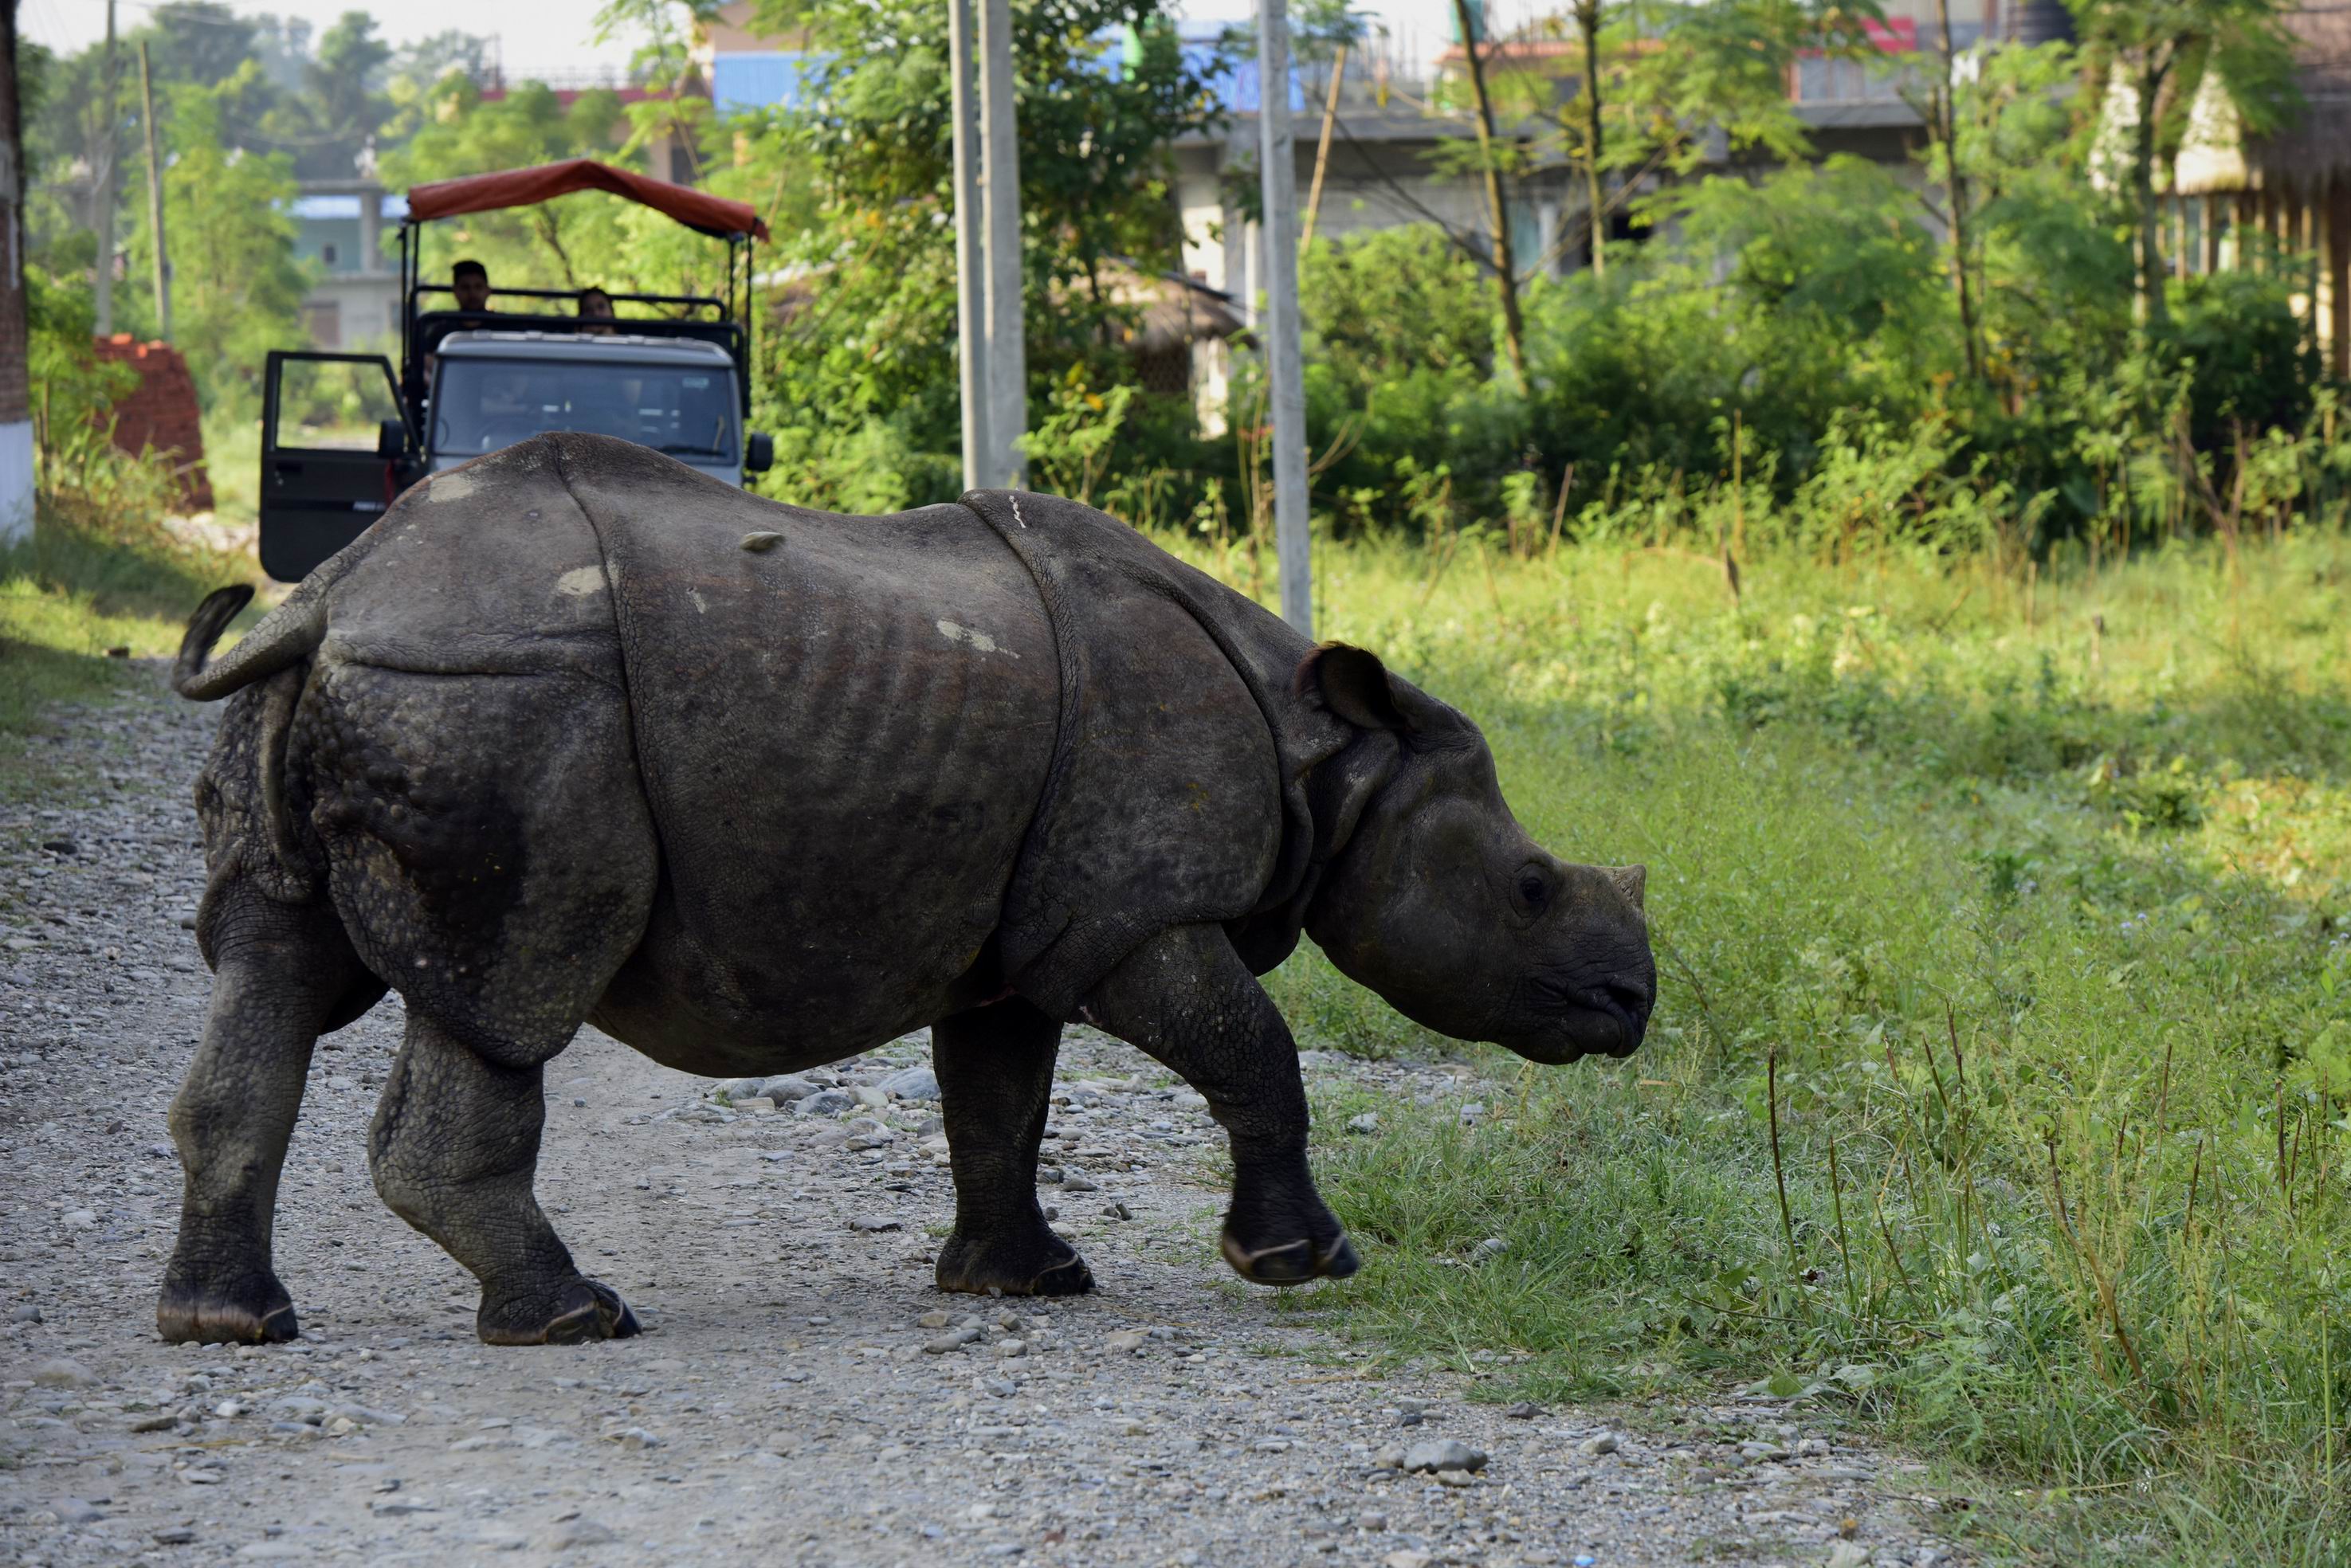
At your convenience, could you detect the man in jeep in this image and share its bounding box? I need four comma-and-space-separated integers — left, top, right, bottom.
452, 259, 493, 313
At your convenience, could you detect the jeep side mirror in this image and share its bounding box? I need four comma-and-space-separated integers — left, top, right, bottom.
377, 419, 409, 460
745, 432, 773, 474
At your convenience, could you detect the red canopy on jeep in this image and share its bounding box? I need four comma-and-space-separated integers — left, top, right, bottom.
406, 159, 771, 242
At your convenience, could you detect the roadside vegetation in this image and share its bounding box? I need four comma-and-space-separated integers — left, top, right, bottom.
1184, 524, 2351, 1568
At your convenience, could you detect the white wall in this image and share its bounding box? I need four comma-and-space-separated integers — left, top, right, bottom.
0, 420, 32, 545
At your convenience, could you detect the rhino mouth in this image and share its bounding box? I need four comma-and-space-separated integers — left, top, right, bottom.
1505, 975, 1652, 1063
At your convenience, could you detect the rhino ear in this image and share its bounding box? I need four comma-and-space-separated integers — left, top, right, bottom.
1605, 864, 1648, 913
1297, 643, 1414, 732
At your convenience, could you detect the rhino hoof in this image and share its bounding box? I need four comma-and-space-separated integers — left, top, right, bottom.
1219, 1228, 1361, 1288
480, 1278, 642, 1346
936, 1230, 1096, 1297
157, 1268, 301, 1345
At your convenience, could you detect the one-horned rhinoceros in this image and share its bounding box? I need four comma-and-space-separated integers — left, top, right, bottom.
160, 433, 1654, 1346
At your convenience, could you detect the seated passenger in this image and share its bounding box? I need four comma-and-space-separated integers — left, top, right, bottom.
451, 259, 493, 313
579, 286, 618, 336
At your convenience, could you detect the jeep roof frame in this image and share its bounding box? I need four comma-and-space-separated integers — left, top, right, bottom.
393, 159, 770, 425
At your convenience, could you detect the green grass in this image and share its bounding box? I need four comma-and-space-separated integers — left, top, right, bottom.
0, 492, 259, 797
7, 468, 2345, 1559
1152, 525, 2351, 1566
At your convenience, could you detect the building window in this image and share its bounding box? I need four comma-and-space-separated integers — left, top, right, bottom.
323, 243, 339, 267
304, 300, 342, 349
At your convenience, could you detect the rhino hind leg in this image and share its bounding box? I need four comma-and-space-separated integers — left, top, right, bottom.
932, 998, 1094, 1297
1078, 924, 1360, 1288
370, 1014, 639, 1343
159, 877, 383, 1344
307, 663, 658, 1345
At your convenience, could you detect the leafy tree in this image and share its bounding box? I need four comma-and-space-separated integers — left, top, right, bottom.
383, 80, 631, 291
123, 69, 312, 415
743, 0, 1228, 485
263, 10, 394, 178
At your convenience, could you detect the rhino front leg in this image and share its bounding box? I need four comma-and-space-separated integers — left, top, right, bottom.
1078, 923, 1359, 1287
933, 999, 1093, 1296
369, 1017, 638, 1345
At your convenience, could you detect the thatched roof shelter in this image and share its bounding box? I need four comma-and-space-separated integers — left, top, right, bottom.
2175, 5, 2351, 197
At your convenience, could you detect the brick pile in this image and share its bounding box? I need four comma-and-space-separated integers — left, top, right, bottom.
92, 335, 215, 511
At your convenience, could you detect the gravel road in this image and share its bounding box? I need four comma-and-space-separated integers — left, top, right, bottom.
2, 665, 1966, 1568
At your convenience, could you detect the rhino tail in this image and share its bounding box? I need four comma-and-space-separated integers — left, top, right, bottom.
174, 583, 326, 702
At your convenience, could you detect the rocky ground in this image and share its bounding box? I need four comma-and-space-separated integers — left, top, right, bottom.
2, 665, 1970, 1567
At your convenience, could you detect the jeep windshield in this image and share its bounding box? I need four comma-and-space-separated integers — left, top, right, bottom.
430, 358, 739, 462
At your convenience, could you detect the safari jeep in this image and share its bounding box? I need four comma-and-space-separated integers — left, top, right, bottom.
257, 159, 775, 583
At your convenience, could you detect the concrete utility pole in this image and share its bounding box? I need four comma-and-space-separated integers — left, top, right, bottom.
2, 0, 33, 543
95, 0, 117, 335
139, 39, 169, 343
977, 0, 1026, 488
948, 0, 990, 493
1256, 0, 1312, 634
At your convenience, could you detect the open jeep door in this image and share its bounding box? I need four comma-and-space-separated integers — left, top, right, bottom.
260, 351, 410, 583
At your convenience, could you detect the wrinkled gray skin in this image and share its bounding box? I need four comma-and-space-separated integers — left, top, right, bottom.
159, 434, 1654, 1347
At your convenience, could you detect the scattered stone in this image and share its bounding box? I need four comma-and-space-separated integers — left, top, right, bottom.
1382, 1550, 1435, 1568
1402, 1438, 1487, 1474
995, 1339, 1026, 1358
1472, 1237, 1509, 1261
850, 1085, 890, 1110
877, 1065, 940, 1101
1435, 1467, 1478, 1488
917, 1311, 953, 1329
1105, 1330, 1148, 1354
1371, 1445, 1406, 1470
33, 1358, 97, 1389
41, 837, 79, 856
762, 1075, 821, 1102
53, 1499, 105, 1524
1505, 1401, 1541, 1419
154, 1529, 197, 1546
925, 1328, 982, 1354
8, 1303, 40, 1323
548, 1520, 620, 1549
1102, 1201, 1132, 1221
1345, 1112, 1380, 1134
1827, 1544, 1872, 1568
1578, 1432, 1620, 1457
1357, 1510, 1389, 1531
606, 1427, 661, 1450
1458, 1101, 1486, 1123
1062, 1174, 1100, 1194
61, 1208, 96, 1229
796, 1089, 857, 1116
850, 1216, 902, 1233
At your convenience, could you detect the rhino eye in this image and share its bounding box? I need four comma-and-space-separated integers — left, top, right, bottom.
1516, 870, 1550, 913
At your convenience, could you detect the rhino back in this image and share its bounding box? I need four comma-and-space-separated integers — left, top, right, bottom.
312, 440, 622, 678
555, 436, 1060, 1059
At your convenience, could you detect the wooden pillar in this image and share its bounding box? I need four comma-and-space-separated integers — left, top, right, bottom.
2328, 173, 2351, 381
2235, 190, 2257, 270
2203, 194, 2224, 274
2260, 185, 2282, 272
2173, 197, 2190, 280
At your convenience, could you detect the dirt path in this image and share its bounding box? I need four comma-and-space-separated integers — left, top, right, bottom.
2, 666, 1964, 1568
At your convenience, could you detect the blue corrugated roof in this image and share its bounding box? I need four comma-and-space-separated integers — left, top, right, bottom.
288, 193, 409, 221
713, 53, 826, 113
